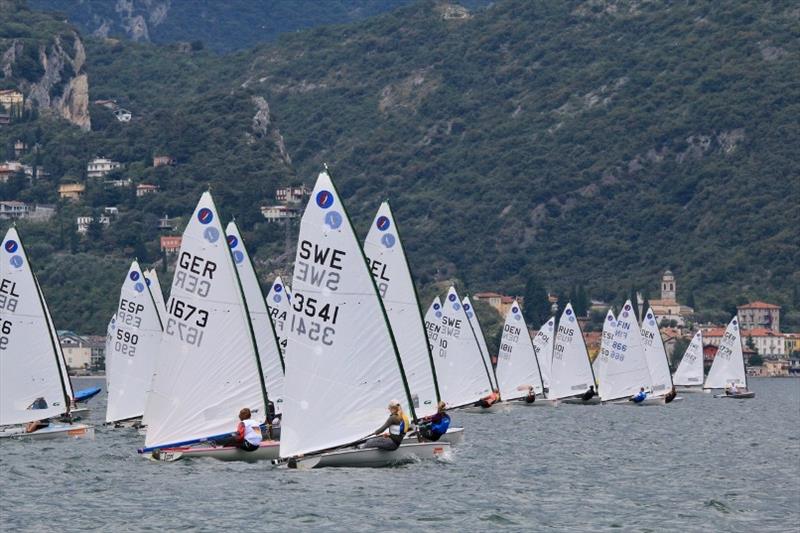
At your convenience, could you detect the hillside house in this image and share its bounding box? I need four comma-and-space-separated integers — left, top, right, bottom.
58, 183, 86, 200
58, 331, 93, 371
14, 140, 27, 157
87, 157, 122, 178
0, 200, 29, 219
472, 292, 524, 317
114, 108, 132, 122
0, 89, 23, 116
0, 161, 23, 183
77, 215, 111, 234
153, 155, 177, 167
160, 235, 182, 254
737, 301, 780, 332
276, 185, 311, 204
136, 184, 159, 197
261, 205, 301, 222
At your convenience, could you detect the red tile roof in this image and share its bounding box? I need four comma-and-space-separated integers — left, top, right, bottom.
474, 292, 503, 299
737, 301, 780, 309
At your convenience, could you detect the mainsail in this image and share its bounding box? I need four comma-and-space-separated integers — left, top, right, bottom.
363, 202, 439, 418
266, 276, 291, 358
600, 300, 652, 402
424, 288, 493, 408
279, 170, 413, 459
496, 301, 544, 400
673, 330, 704, 386
640, 307, 673, 396
225, 221, 285, 414
463, 296, 498, 390
549, 303, 595, 400
143, 192, 267, 449
1, 227, 69, 425
532, 316, 555, 390
593, 309, 616, 389
704, 316, 747, 389
105, 260, 163, 423
144, 269, 168, 322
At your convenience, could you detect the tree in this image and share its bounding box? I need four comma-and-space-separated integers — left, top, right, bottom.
746, 335, 757, 352
576, 284, 588, 318
748, 353, 763, 366
686, 291, 696, 311
523, 276, 550, 327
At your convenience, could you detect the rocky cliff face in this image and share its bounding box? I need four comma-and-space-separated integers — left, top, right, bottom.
1, 31, 91, 130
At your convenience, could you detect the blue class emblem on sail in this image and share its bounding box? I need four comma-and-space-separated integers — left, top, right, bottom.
134, 282, 145, 293
227, 235, 238, 249
203, 227, 220, 243
4, 240, 18, 253
233, 251, 244, 263
380, 233, 395, 248
197, 207, 214, 224
325, 211, 342, 229
376, 216, 391, 231
130, 271, 140, 281
10, 255, 22, 268
316, 190, 334, 209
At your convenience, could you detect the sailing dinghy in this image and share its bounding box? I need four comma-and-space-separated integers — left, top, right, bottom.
139, 192, 279, 461
0, 227, 93, 440
641, 307, 681, 403
550, 303, 597, 405
673, 330, 704, 392
425, 288, 494, 412
705, 317, 754, 399
495, 301, 545, 405
226, 221, 285, 418
266, 276, 291, 358
600, 301, 661, 405
463, 295, 498, 391
277, 170, 448, 468
592, 309, 616, 392
105, 260, 163, 427
531, 316, 555, 394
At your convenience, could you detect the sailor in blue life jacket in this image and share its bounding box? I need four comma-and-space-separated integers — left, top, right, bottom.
361, 399, 409, 451
25, 397, 51, 433
418, 401, 451, 442
630, 387, 647, 403
211, 408, 262, 451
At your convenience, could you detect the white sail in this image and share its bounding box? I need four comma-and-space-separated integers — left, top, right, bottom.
266, 276, 291, 358
704, 317, 746, 389
593, 310, 616, 389
600, 300, 653, 401
640, 307, 673, 396
225, 221, 285, 414
550, 303, 595, 400
105, 261, 163, 423
144, 192, 267, 449
144, 269, 168, 322
463, 296, 497, 390
104, 314, 117, 388
363, 202, 439, 418
424, 288, 493, 408
531, 316, 555, 389
1, 227, 68, 425
280, 171, 411, 458
673, 330, 704, 386
35, 272, 74, 401
496, 301, 543, 400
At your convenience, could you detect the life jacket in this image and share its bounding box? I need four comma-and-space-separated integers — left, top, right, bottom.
430, 413, 451, 436
389, 411, 410, 436
241, 418, 262, 446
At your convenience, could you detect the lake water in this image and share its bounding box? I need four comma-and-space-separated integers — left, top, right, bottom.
1, 377, 798, 531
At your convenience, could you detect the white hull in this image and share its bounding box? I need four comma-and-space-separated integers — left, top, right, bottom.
459, 403, 503, 414
714, 391, 755, 399
290, 441, 450, 469
57, 407, 90, 421
0, 423, 95, 440
409, 426, 464, 445
149, 440, 280, 462
675, 386, 703, 393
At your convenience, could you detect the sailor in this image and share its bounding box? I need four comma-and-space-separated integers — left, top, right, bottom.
523, 385, 536, 404
581, 385, 596, 402
630, 387, 647, 403
726, 382, 739, 395
25, 397, 50, 433
664, 386, 677, 403
418, 401, 451, 441
475, 389, 501, 408
362, 399, 409, 451
212, 408, 262, 451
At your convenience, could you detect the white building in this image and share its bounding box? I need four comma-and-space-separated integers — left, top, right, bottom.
58, 331, 93, 371
261, 205, 301, 222
702, 326, 786, 358
0, 200, 29, 219
77, 215, 111, 234
276, 185, 310, 204
136, 184, 159, 197
87, 157, 122, 178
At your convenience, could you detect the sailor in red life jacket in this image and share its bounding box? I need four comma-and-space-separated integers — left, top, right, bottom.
475, 389, 500, 408
212, 408, 262, 451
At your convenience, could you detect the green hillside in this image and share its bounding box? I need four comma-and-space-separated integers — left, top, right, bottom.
2, 0, 799, 336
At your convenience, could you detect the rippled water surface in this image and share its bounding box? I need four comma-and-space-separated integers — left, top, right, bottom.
1, 377, 798, 531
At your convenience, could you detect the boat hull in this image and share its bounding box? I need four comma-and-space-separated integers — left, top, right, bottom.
151, 440, 280, 462
714, 391, 755, 399
675, 386, 703, 393
409, 426, 464, 445
561, 396, 602, 405
0, 423, 95, 440
74, 387, 102, 403
459, 403, 502, 414
297, 441, 450, 469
